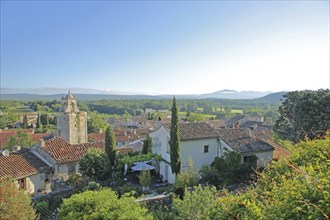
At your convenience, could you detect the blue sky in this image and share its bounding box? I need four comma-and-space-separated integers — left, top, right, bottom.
1, 1, 329, 95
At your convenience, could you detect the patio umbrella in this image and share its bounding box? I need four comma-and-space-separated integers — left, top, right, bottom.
131, 163, 155, 171
133, 161, 151, 165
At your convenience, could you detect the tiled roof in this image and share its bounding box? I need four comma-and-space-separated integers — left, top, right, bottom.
0, 148, 50, 179
206, 120, 226, 128
225, 115, 245, 126
162, 122, 219, 141
116, 146, 134, 154
42, 137, 104, 163
216, 128, 274, 153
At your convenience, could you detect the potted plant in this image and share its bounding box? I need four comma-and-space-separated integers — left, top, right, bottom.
139, 170, 152, 191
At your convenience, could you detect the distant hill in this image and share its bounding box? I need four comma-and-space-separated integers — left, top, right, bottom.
254, 92, 287, 103
1, 87, 286, 101
1, 91, 285, 103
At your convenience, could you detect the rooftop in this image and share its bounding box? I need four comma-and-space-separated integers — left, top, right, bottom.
216, 128, 274, 153
162, 122, 219, 141
0, 148, 50, 179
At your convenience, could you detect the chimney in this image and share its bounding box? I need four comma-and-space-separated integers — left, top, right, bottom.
39, 139, 45, 147
248, 126, 254, 137
133, 129, 136, 135
13, 146, 21, 152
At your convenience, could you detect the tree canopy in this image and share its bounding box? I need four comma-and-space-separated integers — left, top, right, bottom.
0, 178, 37, 220
274, 89, 330, 142
59, 188, 152, 220
142, 134, 153, 155
79, 148, 111, 181
105, 125, 116, 168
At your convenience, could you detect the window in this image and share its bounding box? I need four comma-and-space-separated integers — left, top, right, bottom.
243, 155, 256, 166
166, 137, 170, 154
204, 145, 209, 153
18, 178, 26, 190
68, 163, 76, 174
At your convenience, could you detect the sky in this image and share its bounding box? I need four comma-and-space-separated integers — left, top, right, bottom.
1, 1, 329, 95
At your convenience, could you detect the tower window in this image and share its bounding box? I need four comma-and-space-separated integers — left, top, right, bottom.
204, 145, 209, 153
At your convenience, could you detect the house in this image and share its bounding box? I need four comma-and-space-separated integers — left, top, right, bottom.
32, 137, 104, 180
0, 148, 52, 194
151, 122, 274, 184
215, 128, 274, 167
150, 122, 220, 184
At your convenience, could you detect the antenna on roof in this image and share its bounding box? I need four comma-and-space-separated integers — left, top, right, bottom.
2, 149, 9, 157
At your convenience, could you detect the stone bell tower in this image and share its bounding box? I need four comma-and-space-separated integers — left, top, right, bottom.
56, 90, 87, 144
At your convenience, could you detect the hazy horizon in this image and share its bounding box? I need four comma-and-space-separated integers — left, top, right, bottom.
1, 1, 329, 94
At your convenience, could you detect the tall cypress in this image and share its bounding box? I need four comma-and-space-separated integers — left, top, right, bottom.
105, 125, 116, 168
36, 113, 43, 129
169, 96, 181, 175
23, 114, 28, 129
142, 134, 153, 155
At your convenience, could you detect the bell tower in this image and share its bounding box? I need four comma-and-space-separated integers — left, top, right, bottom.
56, 90, 88, 144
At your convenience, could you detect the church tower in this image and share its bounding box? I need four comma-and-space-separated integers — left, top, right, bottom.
56, 90, 88, 144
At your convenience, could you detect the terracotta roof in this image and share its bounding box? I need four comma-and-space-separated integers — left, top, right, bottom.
269, 142, 291, 160
225, 115, 245, 126
162, 122, 219, 141
88, 133, 105, 142
216, 128, 274, 153
206, 120, 226, 128
0, 148, 50, 179
0, 129, 34, 134
42, 137, 104, 163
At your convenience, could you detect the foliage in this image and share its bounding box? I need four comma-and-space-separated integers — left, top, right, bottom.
87, 111, 108, 133
212, 151, 257, 185
142, 134, 153, 154
58, 188, 152, 220
173, 137, 330, 219
120, 153, 156, 167
139, 170, 152, 187
199, 165, 221, 187
0, 113, 19, 129
169, 96, 181, 175
274, 89, 330, 142
105, 125, 116, 168
66, 175, 91, 193
174, 158, 199, 189
173, 185, 219, 220
23, 113, 28, 128
79, 148, 111, 181
112, 182, 143, 198
0, 178, 37, 220
6, 129, 32, 150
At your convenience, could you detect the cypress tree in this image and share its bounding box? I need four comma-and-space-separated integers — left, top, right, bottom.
22, 114, 28, 129
142, 134, 153, 155
36, 113, 43, 132
105, 126, 116, 168
169, 96, 181, 175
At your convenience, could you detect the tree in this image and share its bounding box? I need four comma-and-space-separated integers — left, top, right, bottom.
58, 188, 152, 220
139, 170, 152, 191
105, 125, 116, 168
142, 134, 153, 155
169, 96, 181, 175
79, 148, 111, 180
23, 113, 28, 129
174, 158, 199, 190
173, 185, 219, 220
6, 130, 32, 150
0, 178, 37, 220
273, 89, 330, 142
36, 113, 43, 133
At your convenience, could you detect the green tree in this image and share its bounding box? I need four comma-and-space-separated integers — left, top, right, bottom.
36, 113, 43, 133
22, 113, 28, 129
79, 148, 111, 180
6, 130, 32, 150
173, 185, 219, 220
0, 113, 19, 129
142, 134, 153, 155
174, 158, 199, 190
169, 96, 181, 175
0, 178, 37, 220
274, 89, 330, 142
139, 170, 152, 191
59, 188, 152, 220
105, 125, 116, 168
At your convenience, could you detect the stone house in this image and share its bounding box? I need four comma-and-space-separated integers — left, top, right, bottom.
0, 148, 51, 194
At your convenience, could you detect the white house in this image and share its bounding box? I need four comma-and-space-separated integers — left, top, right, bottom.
151, 122, 274, 184
151, 122, 222, 184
